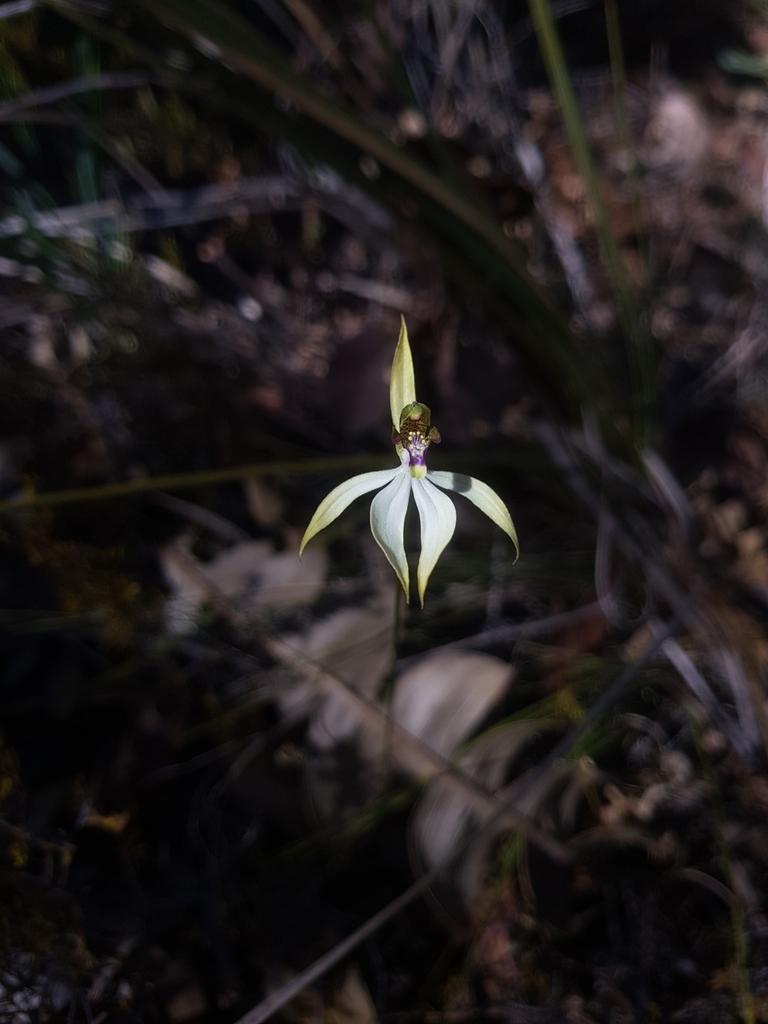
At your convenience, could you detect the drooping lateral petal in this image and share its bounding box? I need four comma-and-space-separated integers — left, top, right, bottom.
389, 316, 416, 428
370, 468, 412, 598
411, 476, 457, 607
299, 468, 400, 556
427, 471, 519, 560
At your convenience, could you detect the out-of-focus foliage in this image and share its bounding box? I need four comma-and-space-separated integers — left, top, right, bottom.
5, 0, 768, 1022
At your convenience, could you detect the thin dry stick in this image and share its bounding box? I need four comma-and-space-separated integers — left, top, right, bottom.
153, 493, 249, 543
0, 455, 393, 513
442, 600, 604, 651
0, 170, 392, 237
280, 0, 342, 70
657, 631, 749, 758
0, 0, 37, 19
0, 70, 162, 119
539, 419, 768, 762
0, 450, 516, 513
535, 421, 688, 611
115, 0, 547, 289
522, 614, 683, 791
232, 617, 680, 1024
235, 864, 447, 1024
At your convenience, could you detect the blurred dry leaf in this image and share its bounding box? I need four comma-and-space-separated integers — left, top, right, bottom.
643, 88, 709, 171
473, 919, 519, 1002
166, 984, 207, 1023
599, 750, 707, 825
392, 651, 513, 759
412, 721, 548, 870
80, 807, 131, 834
621, 622, 656, 662
244, 477, 284, 527
143, 254, 197, 296
27, 315, 57, 370
267, 633, 573, 882
263, 970, 322, 1024
203, 540, 327, 611
324, 966, 377, 1024
161, 537, 327, 630
735, 525, 768, 588
410, 718, 570, 911
276, 591, 396, 750
161, 542, 212, 632
68, 325, 94, 364
709, 499, 747, 542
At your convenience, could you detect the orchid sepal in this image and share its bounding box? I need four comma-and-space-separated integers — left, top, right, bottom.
427, 470, 520, 562
298, 467, 400, 558
390, 315, 416, 430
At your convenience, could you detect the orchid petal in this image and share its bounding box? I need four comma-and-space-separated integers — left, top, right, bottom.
411, 476, 457, 607
370, 467, 412, 597
299, 468, 400, 556
427, 471, 519, 560
389, 316, 416, 428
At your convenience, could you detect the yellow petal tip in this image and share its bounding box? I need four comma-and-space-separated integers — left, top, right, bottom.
298, 532, 309, 558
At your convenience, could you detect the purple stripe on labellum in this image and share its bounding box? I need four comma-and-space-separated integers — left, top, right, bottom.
405, 433, 428, 467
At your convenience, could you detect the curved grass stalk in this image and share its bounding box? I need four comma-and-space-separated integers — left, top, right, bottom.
40, 0, 620, 430
604, 0, 650, 290
122, 0, 533, 279
528, 0, 656, 447
128, 0, 597, 388
0, 454, 395, 512
0, 449, 536, 514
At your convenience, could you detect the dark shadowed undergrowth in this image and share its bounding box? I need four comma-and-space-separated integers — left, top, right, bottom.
3, 1, 768, 1023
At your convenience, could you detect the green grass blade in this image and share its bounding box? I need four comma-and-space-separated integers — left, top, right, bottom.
40, 0, 633, 443
0, 455, 397, 512
604, 0, 651, 292
528, 0, 656, 447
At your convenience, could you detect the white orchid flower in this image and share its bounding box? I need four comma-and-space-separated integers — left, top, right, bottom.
300, 318, 519, 605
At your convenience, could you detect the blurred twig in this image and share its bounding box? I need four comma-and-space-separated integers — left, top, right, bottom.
0, 450, 529, 513
659, 632, 749, 757
280, 0, 342, 70
0, 0, 37, 17
398, 599, 605, 664
0, 173, 392, 237
0, 70, 163, 120
0, 455, 395, 512
539, 419, 768, 765
153, 493, 250, 543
